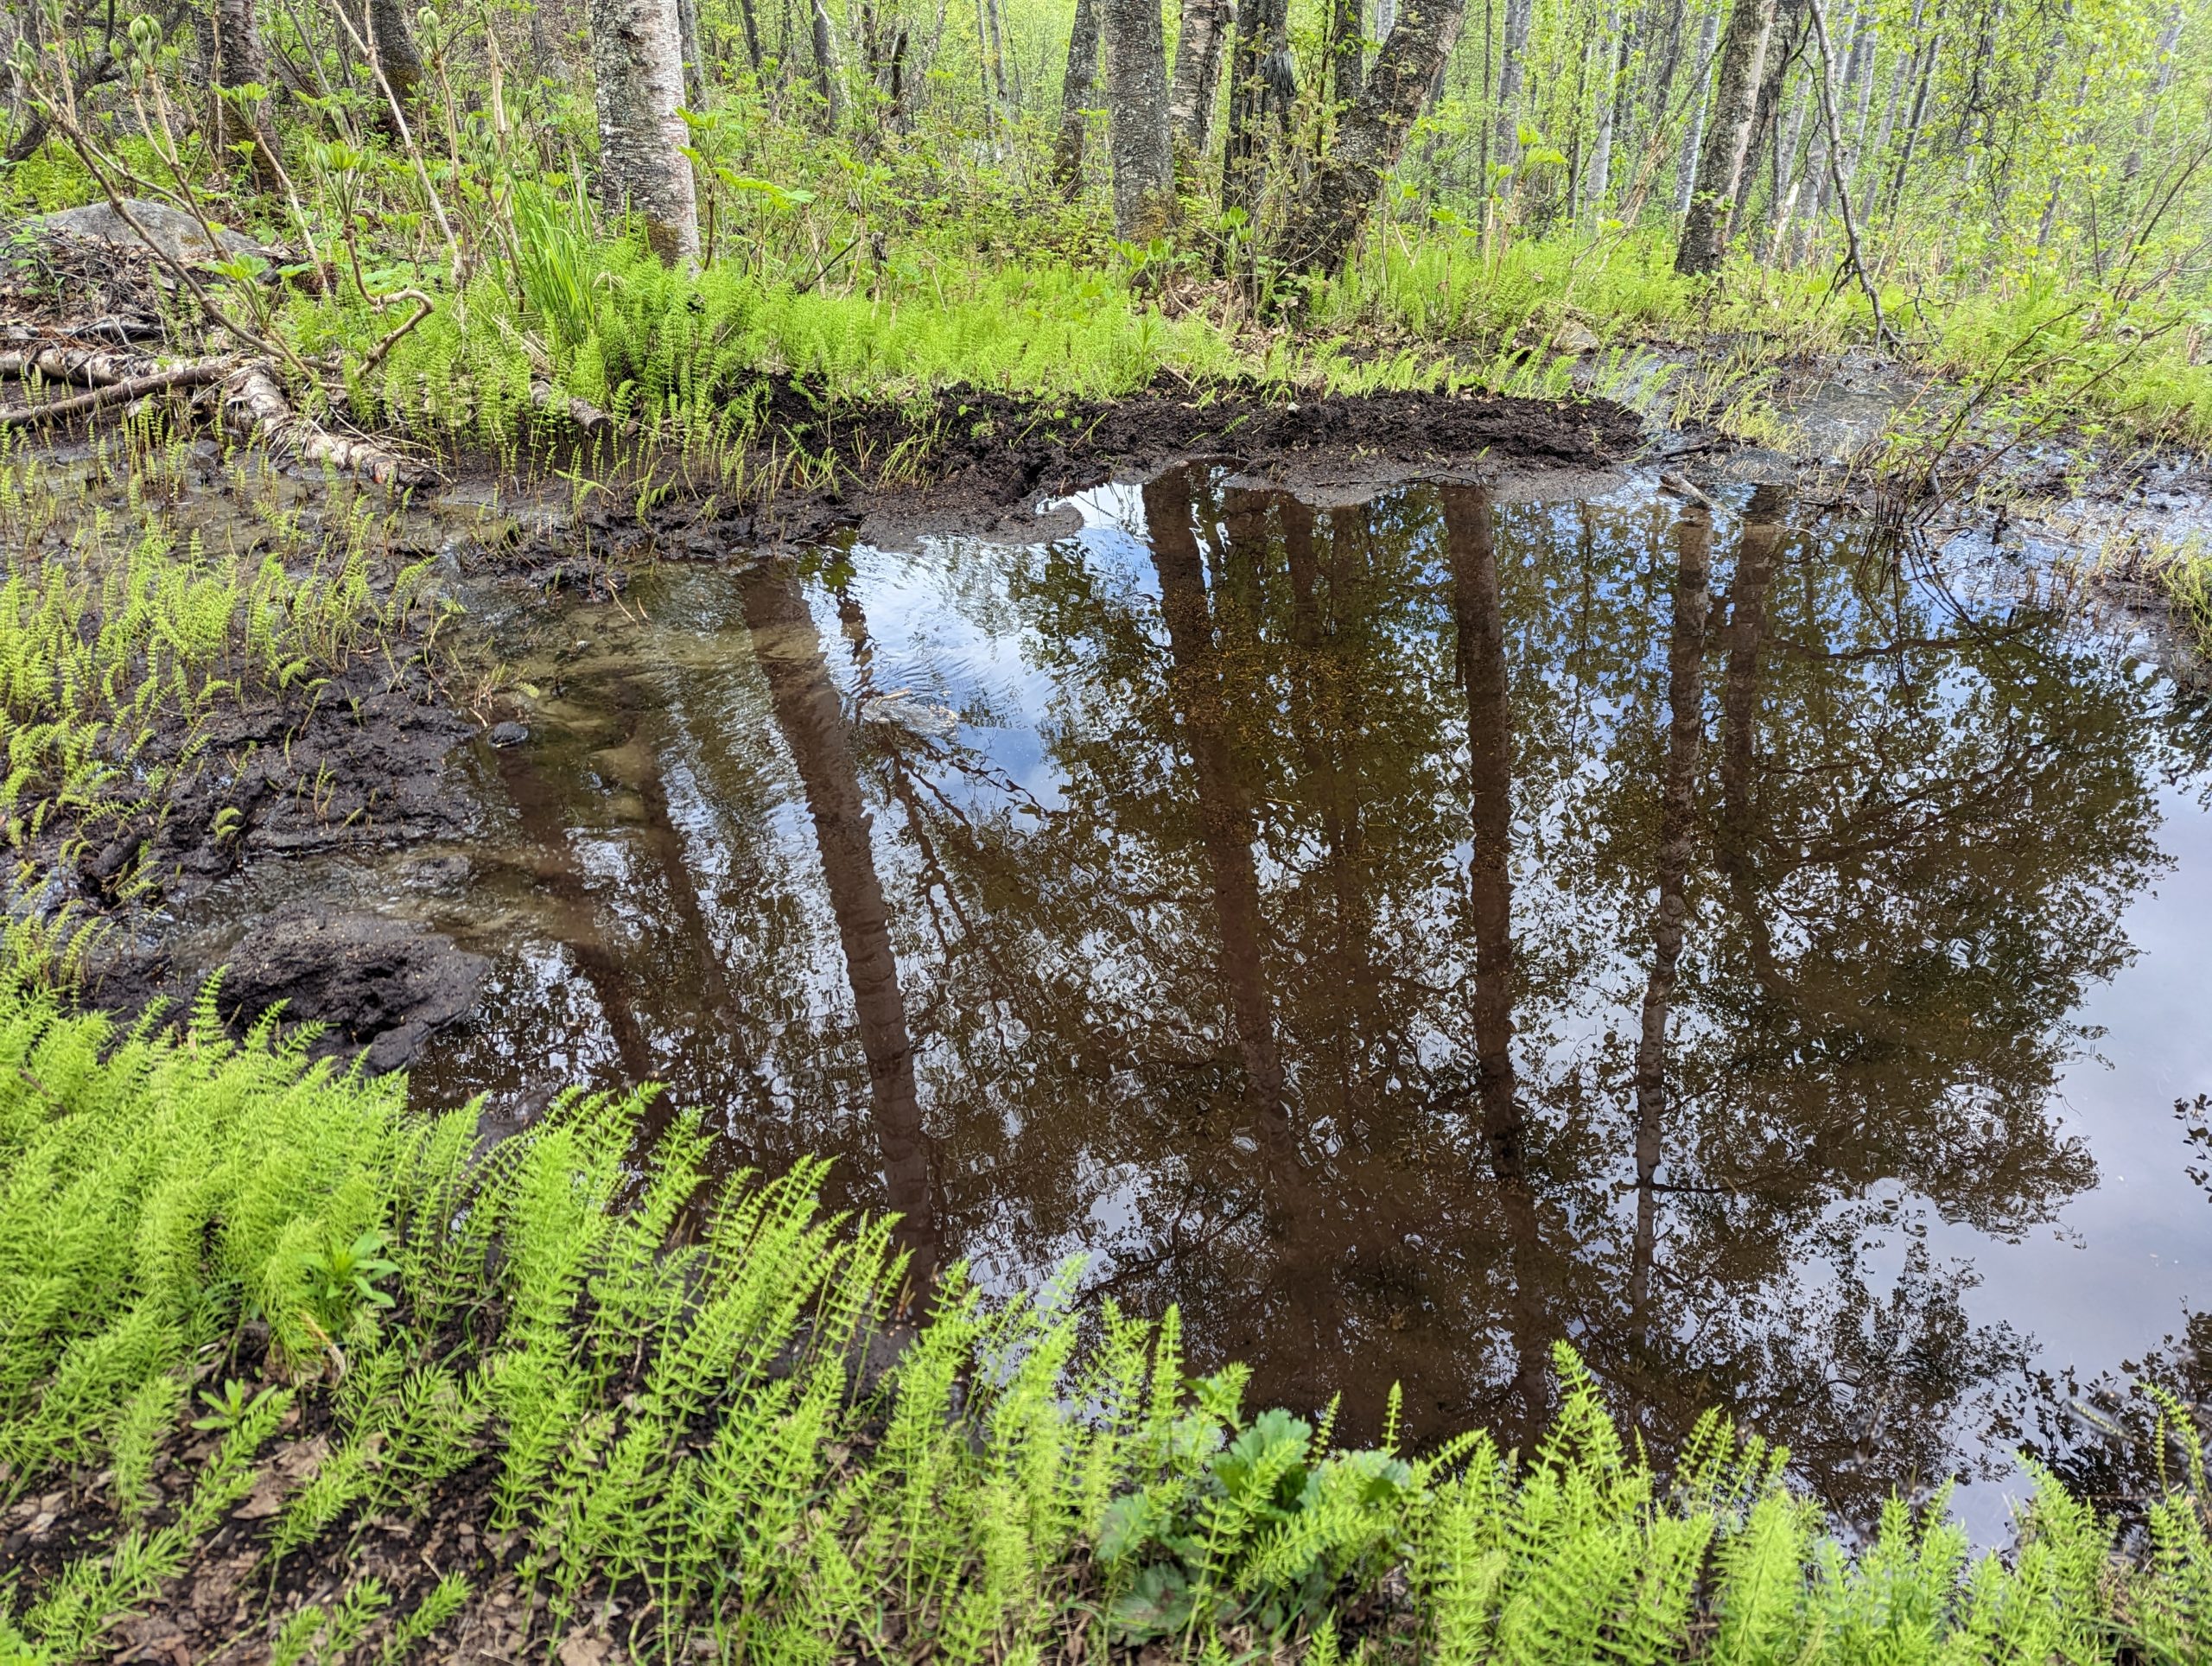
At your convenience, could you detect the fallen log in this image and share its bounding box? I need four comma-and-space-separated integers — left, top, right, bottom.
221, 360, 439, 487
0, 360, 230, 427
0, 344, 178, 387
530, 379, 629, 439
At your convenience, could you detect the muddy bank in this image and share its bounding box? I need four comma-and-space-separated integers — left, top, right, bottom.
660, 378, 1645, 550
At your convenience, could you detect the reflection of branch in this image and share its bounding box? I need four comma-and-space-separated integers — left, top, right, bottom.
1077, 1196, 1268, 1300
1770, 621, 2037, 663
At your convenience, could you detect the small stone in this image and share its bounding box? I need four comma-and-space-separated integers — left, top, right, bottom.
488, 721, 529, 747
1552, 318, 1601, 353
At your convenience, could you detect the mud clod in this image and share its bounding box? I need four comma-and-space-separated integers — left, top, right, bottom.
217, 905, 489, 1071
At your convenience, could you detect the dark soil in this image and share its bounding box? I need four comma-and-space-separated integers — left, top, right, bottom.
5, 646, 485, 1071
215, 905, 490, 1073
656, 377, 1645, 553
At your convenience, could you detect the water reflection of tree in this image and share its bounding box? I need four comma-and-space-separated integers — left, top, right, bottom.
444, 469, 2169, 1521
947, 473, 2158, 1514
736, 563, 942, 1297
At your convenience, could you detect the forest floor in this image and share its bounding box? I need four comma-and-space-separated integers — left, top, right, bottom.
9, 210, 2212, 1665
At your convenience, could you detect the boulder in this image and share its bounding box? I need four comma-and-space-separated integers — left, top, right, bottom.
29, 198, 268, 270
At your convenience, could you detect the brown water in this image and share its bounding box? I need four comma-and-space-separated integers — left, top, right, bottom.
202, 467, 2212, 1536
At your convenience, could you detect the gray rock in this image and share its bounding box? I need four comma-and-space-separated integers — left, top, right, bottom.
219, 906, 487, 1074
487, 721, 530, 747
30, 199, 268, 270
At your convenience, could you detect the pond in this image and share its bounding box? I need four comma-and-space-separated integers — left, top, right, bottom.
204, 466, 2212, 1536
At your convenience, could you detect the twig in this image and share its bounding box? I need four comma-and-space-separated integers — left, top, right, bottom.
357, 289, 435, 373
1803, 0, 1899, 354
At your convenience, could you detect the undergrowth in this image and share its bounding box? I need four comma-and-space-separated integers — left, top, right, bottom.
0, 425, 435, 860
0, 975, 2208, 1662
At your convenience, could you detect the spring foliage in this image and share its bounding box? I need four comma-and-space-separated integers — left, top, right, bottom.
0, 979, 2207, 1662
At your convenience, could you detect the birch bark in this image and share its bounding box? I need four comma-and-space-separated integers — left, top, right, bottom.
589, 0, 702, 261
1103, 0, 1176, 237
1168, 0, 1231, 170
1675, 0, 1777, 272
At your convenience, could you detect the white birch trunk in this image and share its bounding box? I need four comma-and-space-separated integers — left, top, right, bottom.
1584, 9, 1623, 215
1103, 0, 1176, 237
1673, 7, 1722, 218
589, 0, 702, 262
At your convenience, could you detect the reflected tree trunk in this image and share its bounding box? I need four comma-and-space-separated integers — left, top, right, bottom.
1444, 484, 1523, 1177
1145, 469, 1293, 1156
493, 744, 660, 1089
601, 696, 769, 1110
1629, 500, 1713, 1326
739, 563, 941, 1301
1279, 497, 1384, 1130
1444, 483, 1551, 1447
1715, 485, 1796, 1008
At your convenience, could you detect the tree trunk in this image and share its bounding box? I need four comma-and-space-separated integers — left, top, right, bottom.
990, 0, 1013, 107
1103, 0, 1176, 238
1494, 0, 1532, 181
1834, 13, 1875, 200
1672, 7, 1721, 218
1052, 0, 1101, 193
1767, 73, 1808, 246
736, 0, 764, 69
1584, 10, 1623, 216
2122, 3, 2184, 181
1871, 1, 1919, 163
811, 0, 848, 122
1880, 26, 1937, 218
589, 0, 702, 261
677, 0, 706, 105
1331, 0, 1365, 106
334, 0, 427, 106
1675, 0, 1777, 273
1222, 0, 1290, 224
1168, 0, 1231, 174
1274, 0, 1470, 275
1740, 0, 1803, 219
207, 0, 284, 192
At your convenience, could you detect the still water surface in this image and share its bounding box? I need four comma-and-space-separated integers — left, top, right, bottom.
390, 469, 2212, 1536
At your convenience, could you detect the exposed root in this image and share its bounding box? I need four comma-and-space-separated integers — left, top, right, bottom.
220, 360, 440, 487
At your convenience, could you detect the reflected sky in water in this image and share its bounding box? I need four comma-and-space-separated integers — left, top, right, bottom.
384, 471, 2212, 1536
